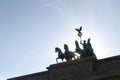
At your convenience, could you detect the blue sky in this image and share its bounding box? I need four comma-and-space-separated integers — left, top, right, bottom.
0, 0, 120, 80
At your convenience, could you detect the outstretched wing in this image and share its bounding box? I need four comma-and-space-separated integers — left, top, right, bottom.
75, 26, 82, 32
75, 28, 79, 31
79, 26, 82, 31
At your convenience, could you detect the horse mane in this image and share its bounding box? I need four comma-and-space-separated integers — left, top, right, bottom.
55, 47, 63, 53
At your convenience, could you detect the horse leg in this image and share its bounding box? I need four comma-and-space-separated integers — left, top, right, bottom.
94, 53, 97, 59
56, 58, 59, 63
62, 58, 64, 62
74, 56, 75, 60
72, 53, 75, 60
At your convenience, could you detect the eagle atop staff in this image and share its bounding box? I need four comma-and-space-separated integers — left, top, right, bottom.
75, 26, 82, 39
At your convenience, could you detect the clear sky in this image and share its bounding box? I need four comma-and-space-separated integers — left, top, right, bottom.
0, 0, 120, 80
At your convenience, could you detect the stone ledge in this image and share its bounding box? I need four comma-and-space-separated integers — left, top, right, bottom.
7, 71, 48, 80
47, 56, 97, 70
7, 55, 120, 80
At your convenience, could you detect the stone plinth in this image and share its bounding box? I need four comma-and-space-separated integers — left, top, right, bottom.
47, 57, 95, 80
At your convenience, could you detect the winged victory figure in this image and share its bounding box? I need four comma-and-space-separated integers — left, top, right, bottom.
75, 26, 82, 40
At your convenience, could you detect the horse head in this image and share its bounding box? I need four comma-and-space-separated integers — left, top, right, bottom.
75, 40, 85, 58
64, 44, 69, 51
75, 40, 80, 49
55, 47, 65, 63
55, 47, 58, 53
55, 47, 63, 54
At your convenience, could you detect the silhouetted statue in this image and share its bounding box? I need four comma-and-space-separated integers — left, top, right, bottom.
75, 26, 82, 41
75, 40, 81, 51
86, 39, 93, 53
55, 26, 97, 63
55, 47, 65, 63
80, 40, 87, 51
55, 44, 77, 62
75, 39, 97, 59
64, 44, 75, 61
80, 40, 90, 57
86, 38, 97, 58
75, 40, 84, 58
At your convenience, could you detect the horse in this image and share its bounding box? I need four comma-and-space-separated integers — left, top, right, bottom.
75, 40, 85, 58
64, 44, 76, 61
75, 40, 97, 59
55, 47, 65, 63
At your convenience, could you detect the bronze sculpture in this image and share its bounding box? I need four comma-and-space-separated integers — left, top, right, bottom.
75, 26, 82, 42
75, 39, 97, 59
55, 44, 77, 63
55, 47, 65, 63
55, 26, 97, 63
64, 44, 75, 61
